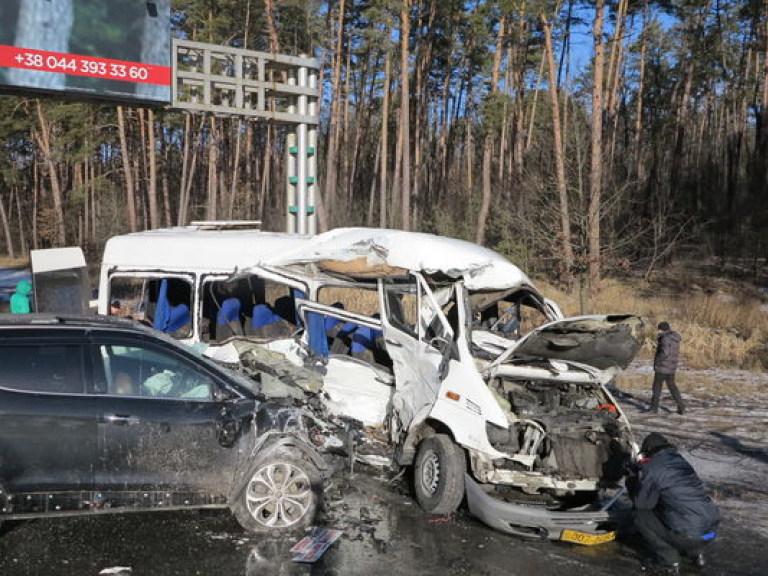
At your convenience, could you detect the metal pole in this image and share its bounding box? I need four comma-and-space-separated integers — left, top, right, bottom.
297, 65, 309, 235
307, 65, 318, 236
286, 66, 298, 233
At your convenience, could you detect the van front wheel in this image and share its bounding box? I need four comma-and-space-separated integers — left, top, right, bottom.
413, 434, 466, 515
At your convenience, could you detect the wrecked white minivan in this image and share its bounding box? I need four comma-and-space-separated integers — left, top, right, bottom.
99, 225, 643, 543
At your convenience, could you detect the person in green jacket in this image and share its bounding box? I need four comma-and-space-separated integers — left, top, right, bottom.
10, 280, 32, 314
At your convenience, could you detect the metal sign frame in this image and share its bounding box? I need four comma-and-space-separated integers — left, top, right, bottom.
171, 39, 318, 234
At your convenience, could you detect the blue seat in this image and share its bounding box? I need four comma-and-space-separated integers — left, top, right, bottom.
217, 298, 241, 325
251, 304, 280, 330
351, 325, 383, 355
216, 298, 243, 338
167, 303, 191, 333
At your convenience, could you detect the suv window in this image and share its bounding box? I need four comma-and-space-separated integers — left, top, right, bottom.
0, 344, 85, 394
94, 343, 215, 401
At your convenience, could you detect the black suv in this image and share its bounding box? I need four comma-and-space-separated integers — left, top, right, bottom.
0, 314, 327, 533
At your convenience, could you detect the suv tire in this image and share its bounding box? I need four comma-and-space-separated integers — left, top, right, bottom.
231, 450, 321, 533
413, 433, 466, 514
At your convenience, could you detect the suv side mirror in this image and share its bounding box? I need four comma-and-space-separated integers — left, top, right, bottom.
212, 387, 235, 403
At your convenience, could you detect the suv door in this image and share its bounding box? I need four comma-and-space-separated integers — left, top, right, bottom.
90, 336, 244, 495
0, 335, 97, 492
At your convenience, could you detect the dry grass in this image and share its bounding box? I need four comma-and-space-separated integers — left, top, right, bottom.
540, 278, 768, 371
0, 257, 28, 268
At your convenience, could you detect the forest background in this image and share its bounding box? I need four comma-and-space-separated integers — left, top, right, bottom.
0, 1, 767, 342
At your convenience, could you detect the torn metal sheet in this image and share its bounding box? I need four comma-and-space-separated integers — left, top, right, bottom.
267, 227, 535, 291
232, 340, 324, 394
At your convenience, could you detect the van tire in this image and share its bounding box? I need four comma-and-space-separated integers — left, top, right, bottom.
413, 434, 465, 515
231, 452, 321, 534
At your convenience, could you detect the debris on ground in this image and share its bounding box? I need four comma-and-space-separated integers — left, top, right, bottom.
290, 527, 343, 562
98, 568, 132, 575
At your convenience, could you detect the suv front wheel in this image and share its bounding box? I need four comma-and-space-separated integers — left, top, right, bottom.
232, 450, 321, 533
413, 434, 466, 515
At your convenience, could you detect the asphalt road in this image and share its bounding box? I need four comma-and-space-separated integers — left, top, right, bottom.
0, 469, 764, 576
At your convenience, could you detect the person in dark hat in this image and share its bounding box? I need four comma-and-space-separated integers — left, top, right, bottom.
109, 299, 122, 316
649, 321, 685, 414
627, 433, 720, 574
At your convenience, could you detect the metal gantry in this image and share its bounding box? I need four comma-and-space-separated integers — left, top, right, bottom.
171, 39, 319, 235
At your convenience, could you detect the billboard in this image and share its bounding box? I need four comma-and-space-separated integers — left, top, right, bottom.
0, 0, 171, 104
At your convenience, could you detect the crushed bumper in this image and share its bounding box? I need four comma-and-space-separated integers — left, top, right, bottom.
464, 474, 625, 541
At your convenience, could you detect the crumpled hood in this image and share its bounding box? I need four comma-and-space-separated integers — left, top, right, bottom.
267, 227, 536, 291
489, 314, 645, 371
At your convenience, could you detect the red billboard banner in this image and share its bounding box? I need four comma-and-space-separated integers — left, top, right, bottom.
0, 45, 171, 86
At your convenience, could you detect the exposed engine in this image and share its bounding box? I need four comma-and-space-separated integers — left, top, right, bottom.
487, 379, 632, 487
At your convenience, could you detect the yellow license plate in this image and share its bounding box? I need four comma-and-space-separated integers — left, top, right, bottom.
560, 529, 616, 546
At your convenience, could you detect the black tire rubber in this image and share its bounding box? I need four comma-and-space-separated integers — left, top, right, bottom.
413, 433, 466, 515
231, 451, 321, 534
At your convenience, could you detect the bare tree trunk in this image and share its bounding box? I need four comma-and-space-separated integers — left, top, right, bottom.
81, 160, 89, 243
35, 101, 66, 245
368, 139, 381, 226
588, 0, 606, 291
31, 163, 39, 249
117, 106, 138, 232
147, 108, 159, 229
399, 0, 411, 230
264, 0, 280, 53
0, 189, 14, 259
476, 16, 506, 246
228, 121, 243, 218
258, 128, 273, 221
206, 117, 218, 220
74, 162, 83, 244
635, 3, 648, 181
380, 34, 392, 228
162, 168, 171, 228
542, 12, 574, 284
322, 0, 346, 228
89, 159, 97, 239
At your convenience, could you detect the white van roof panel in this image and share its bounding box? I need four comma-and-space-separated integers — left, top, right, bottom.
102, 227, 311, 272
268, 227, 534, 291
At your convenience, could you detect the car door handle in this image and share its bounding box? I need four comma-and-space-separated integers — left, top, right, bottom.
102, 413, 141, 426
384, 339, 403, 348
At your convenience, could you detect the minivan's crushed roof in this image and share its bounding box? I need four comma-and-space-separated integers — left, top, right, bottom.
268, 227, 535, 291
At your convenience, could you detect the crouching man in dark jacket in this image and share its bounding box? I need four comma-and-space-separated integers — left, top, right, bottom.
627, 433, 719, 575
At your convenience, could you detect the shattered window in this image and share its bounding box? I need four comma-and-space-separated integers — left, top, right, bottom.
108, 275, 193, 339
317, 285, 379, 316
95, 344, 214, 401
200, 274, 301, 341
383, 280, 418, 337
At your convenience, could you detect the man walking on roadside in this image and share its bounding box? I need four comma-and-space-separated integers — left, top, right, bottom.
649, 321, 685, 415
627, 433, 719, 575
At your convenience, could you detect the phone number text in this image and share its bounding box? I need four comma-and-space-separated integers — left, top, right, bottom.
0, 45, 171, 86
